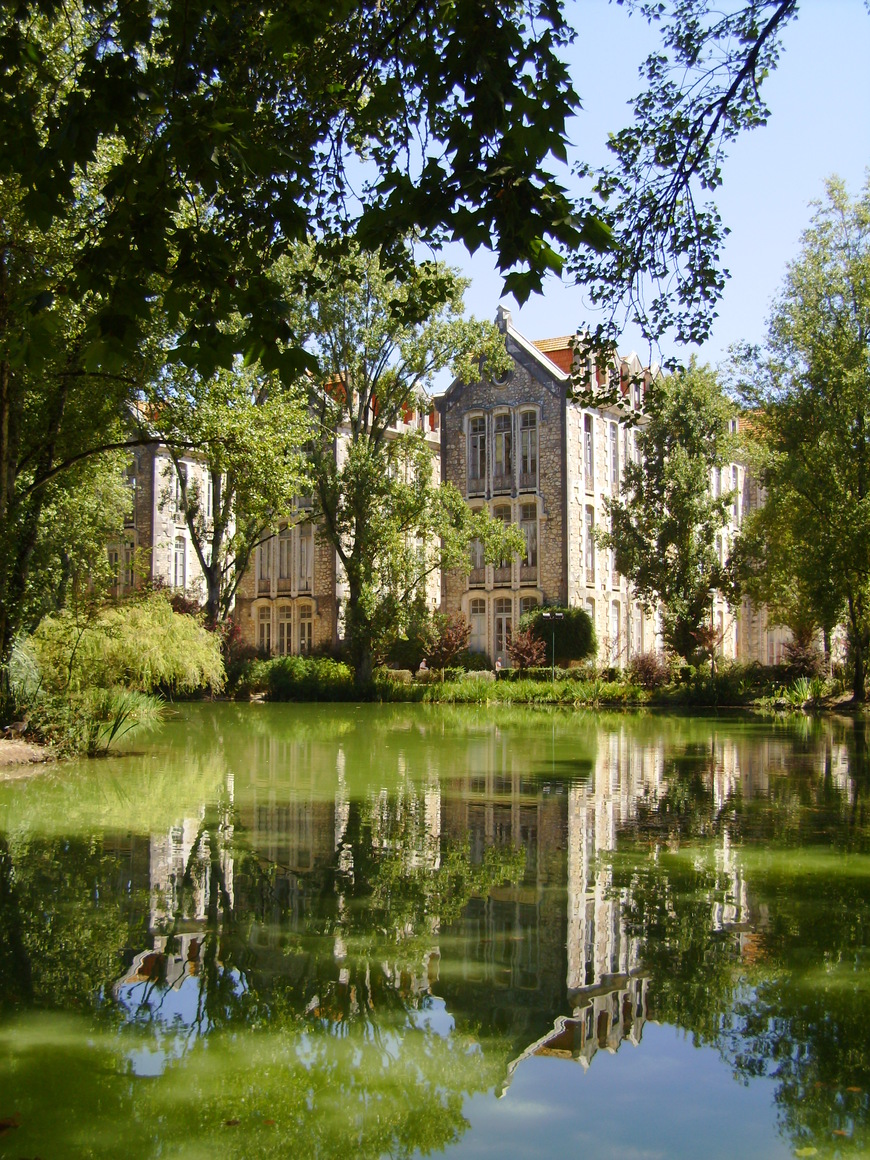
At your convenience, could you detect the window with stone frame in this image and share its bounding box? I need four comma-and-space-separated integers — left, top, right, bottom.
610, 422, 619, 493
584, 414, 594, 491
257, 538, 271, 590
493, 412, 512, 490
299, 603, 313, 654
494, 597, 512, 660
278, 604, 292, 654
469, 597, 487, 654
584, 506, 595, 583
278, 527, 293, 586
519, 595, 539, 616
298, 523, 313, 591
493, 503, 512, 582
520, 410, 538, 489
258, 605, 271, 653
469, 513, 485, 584
173, 536, 186, 589
519, 502, 537, 579
467, 415, 486, 494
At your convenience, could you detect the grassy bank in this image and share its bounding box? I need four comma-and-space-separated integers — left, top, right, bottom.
237, 656, 846, 711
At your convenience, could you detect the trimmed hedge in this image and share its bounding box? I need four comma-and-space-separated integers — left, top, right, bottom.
520, 606, 596, 665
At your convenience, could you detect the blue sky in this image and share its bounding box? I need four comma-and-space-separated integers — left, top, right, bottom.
440, 0, 870, 369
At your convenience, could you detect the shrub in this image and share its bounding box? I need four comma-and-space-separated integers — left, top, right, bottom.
256, 655, 354, 701
454, 649, 493, 672
784, 638, 825, 678
520, 606, 596, 664
627, 651, 670, 690
30, 593, 225, 695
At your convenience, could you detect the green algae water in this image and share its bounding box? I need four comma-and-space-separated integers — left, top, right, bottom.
2, 704, 870, 1159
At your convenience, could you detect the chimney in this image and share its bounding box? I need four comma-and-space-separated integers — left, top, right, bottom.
496, 304, 512, 333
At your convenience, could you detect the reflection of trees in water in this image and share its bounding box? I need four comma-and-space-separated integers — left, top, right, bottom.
611, 720, 870, 1154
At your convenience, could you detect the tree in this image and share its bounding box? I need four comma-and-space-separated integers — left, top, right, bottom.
284, 243, 524, 688
424, 614, 472, 679
570, 0, 801, 353
597, 360, 735, 663
732, 178, 870, 700
519, 605, 596, 666
144, 359, 311, 626
507, 627, 547, 674
0, 0, 582, 670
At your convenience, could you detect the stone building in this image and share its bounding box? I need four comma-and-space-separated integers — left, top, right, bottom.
107, 444, 215, 601
438, 307, 773, 666
233, 401, 442, 655
437, 307, 658, 666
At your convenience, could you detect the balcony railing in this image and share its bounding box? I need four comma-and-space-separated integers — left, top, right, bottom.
468, 567, 485, 587
492, 472, 512, 495
519, 471, 537, 492
520, 563, 537, 584
467, 474, 485, 497
493, 564, 512, 585
258, 578, 271, 594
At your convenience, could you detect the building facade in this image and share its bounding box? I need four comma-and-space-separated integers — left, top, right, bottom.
438, 307, 778, 667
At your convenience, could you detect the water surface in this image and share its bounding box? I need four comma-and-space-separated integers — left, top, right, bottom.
1, 704, 869, 1159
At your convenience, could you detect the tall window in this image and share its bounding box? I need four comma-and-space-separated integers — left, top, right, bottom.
107, 547, 120, 591
258, 606, 271, 653
278, 605, 292, 654
610, 423, 619, 492
298, 524, 313, 590
123, 539, 135, 591
520, 411, 537, 484
469, 598, 487, 654
610, 601, 621, 664
585, 597, 595, 624
494, 413, 512, 482
203, 469, 213, 520
278, 528, 292, 580
584, 414, 594, 489
493, 504, 512, 577
468, 416, 486, 491
732, 465, 740, 522
173, 464, 187, 515
299, 603, 313, 654
520, 503, 537, 568
494, 597, 512, 661
585, 506, 595, 582
257, 540, 271, 582
469, 535, 485, 572
173, 536, 186, 589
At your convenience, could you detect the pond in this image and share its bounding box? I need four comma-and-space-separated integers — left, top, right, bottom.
1, 703, 869, 1159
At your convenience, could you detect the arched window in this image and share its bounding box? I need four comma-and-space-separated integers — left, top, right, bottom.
258, 605, 271, 653
520, 503, 537, 571
469, 598, 487, 654
173, 536, 186, 589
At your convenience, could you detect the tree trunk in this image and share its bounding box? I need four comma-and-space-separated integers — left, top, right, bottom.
346, 576, 374, 692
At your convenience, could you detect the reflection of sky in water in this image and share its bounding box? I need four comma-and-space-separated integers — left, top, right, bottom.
117, 967, 246, 1076
455, 1024, 791, 1160
411, 995, 455, 1038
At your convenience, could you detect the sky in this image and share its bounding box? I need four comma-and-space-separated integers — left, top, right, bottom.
438, 0, 870, 372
